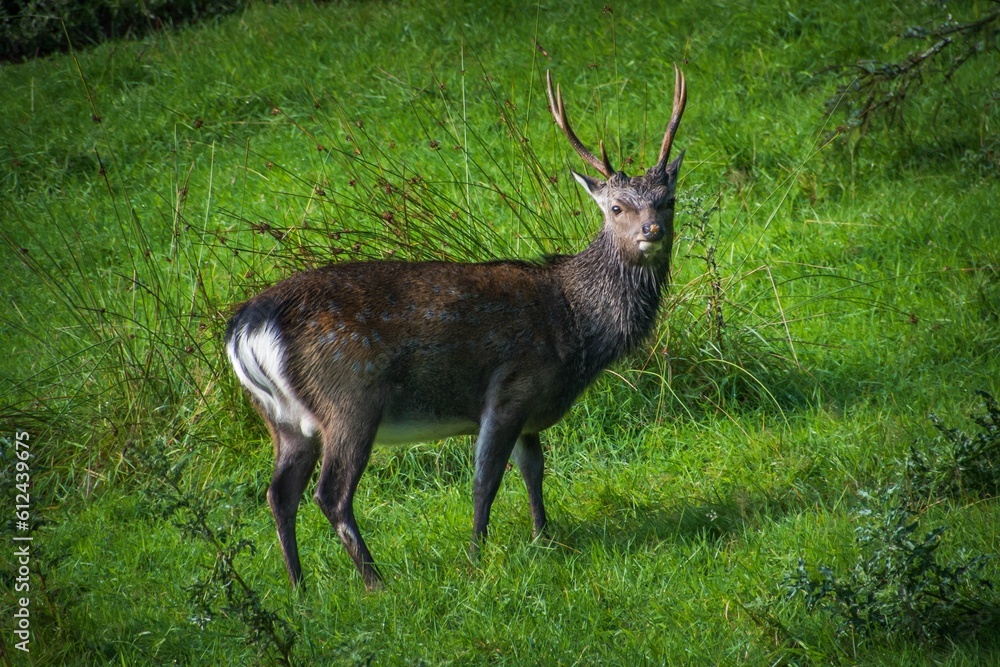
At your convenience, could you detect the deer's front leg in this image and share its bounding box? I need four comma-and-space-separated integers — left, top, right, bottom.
512, 432, 547, 538
470, 411, 525, 559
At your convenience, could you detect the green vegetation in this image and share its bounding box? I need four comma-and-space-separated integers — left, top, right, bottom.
786, 393, 1000, 643
1, 0, 998, 663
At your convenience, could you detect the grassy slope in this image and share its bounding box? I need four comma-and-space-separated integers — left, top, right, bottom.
1, 0, 998, 664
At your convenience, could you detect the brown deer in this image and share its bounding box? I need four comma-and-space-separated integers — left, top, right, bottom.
225, 66, 687, 589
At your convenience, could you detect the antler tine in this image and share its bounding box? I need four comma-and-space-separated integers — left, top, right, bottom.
546, 70, 615, 179
656, 63, 688, 169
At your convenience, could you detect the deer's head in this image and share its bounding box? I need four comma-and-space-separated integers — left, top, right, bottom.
547, 66, 687, 266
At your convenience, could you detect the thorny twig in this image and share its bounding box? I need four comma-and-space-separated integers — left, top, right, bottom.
826, 6, 1000, 133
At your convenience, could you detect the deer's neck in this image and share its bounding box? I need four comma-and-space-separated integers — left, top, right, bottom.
560, 230, 669, 381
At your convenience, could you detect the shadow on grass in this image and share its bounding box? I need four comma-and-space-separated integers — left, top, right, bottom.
558, 485, 799, 554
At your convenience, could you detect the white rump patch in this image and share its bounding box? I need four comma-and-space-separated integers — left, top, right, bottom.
227, 323, 319, 438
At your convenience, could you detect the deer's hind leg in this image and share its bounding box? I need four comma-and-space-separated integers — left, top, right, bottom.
266, 420, 321, 588
313, 402, 384, 589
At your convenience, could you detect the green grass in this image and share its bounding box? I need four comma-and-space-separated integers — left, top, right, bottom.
2, 0, 999, 664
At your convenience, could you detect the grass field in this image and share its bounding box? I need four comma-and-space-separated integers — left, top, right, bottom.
2, 0, 999, 664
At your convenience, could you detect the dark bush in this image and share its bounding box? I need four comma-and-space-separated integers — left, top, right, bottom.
0, 0, 251, 62
906, 391, 1000, 503
785, 395, 1000, 645
785, 490, 997, 642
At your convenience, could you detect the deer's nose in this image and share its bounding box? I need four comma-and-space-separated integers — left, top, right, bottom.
641, 222, 663, 242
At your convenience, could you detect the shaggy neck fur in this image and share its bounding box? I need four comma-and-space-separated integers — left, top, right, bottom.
558, 228, 670, 385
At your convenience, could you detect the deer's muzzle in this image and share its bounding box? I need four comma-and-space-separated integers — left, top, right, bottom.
641, 222, 663, 242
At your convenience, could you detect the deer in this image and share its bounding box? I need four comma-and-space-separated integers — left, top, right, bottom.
225, 65, 687, 589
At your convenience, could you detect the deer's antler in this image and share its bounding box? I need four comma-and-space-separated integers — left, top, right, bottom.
546, 70, 616, 179
656, 64, 687, 170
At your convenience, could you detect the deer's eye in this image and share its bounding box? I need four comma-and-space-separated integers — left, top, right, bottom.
665, 198, 675, 210
611, 205, 622, 215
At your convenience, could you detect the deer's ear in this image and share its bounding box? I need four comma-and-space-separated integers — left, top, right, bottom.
663, 150, 685, 185
572, 170, 604, 201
